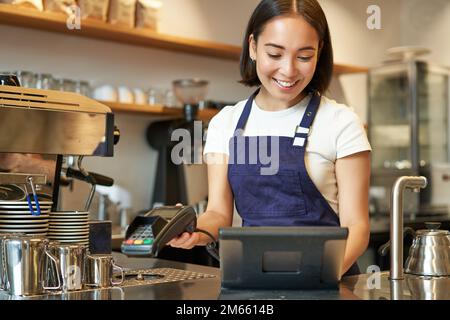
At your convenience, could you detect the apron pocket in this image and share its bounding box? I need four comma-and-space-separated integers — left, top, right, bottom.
229, 166, 306, 216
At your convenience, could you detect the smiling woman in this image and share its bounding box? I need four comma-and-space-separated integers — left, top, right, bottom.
240, 0, 333, 106
169, 0, 371, 278
248, 15, 321, 109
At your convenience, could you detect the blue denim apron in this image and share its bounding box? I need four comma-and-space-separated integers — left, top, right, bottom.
227, 89, 360, 276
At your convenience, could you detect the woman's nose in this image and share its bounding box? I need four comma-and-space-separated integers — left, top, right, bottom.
279, 57, 298, 78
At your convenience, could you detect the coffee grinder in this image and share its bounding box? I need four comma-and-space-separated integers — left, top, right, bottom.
146, 79, 209, 207
146, 79, 215, 266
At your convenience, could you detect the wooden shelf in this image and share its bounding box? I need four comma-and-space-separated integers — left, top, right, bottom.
102, 101, 219, 121
333, 64, 368, 75
0, 4, 368, 73
0, 4, 240, 60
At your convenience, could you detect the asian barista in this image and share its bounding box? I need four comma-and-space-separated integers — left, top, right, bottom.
169, 0, 371, 276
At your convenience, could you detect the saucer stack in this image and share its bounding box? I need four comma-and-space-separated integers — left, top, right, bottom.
48, 211, 89, 245
0, 200, 53, 235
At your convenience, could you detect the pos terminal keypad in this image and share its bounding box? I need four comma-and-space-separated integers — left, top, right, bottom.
124, 225, 154, 246
121, 216, 162, 255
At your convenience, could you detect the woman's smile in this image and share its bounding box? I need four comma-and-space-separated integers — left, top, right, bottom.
272, 77, 301, 91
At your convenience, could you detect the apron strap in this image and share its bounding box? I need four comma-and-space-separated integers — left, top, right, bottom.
293, 92, 321, 148
233, 88, 321, 146
234, 88, 260, 134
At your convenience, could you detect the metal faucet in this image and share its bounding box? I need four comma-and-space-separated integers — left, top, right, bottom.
390, 176, 427, 280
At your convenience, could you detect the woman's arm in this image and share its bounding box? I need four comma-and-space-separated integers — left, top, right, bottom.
168, 153, 234, 248
335, 151, 371, 275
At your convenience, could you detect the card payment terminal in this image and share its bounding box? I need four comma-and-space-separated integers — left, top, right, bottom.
121, 205, 197, 257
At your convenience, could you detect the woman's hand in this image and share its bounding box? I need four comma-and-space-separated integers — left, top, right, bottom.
168, 232, 201, 249
167, 203, 200, 249
166, 152, 235, 250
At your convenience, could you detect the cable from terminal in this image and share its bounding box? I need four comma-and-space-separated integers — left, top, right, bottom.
195, 228, 220, 261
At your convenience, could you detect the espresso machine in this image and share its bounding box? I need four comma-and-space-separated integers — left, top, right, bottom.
0, 74, 119, 296
0, 74, 118, 208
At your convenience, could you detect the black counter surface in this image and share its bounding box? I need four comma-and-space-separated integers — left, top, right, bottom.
1, 252, 449, 300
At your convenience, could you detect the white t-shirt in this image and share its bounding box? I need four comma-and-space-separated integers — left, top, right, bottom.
203, 94, 372, 214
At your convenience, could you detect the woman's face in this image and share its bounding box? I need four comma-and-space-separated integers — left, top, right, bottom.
250, 15, 320, 109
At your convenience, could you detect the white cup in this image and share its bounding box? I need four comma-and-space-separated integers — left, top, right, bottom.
117, 86, 135, 104
133, 88, 147, 105
92, 85, 118, 102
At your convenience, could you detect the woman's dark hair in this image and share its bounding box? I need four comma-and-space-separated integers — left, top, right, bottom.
240, 0, 333, 95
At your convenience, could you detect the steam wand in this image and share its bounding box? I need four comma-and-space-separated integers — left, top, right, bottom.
77, 156, 97, 212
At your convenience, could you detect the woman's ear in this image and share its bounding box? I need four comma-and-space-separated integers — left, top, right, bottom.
248, 34, 257, 60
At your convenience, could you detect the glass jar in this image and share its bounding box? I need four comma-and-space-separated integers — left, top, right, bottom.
164, 89, 180, 108
14, 70, 36, 88
56, 78, 77, 92
147, 87, 163, 106
36, 73, 56, 90
76, 80, 92, 97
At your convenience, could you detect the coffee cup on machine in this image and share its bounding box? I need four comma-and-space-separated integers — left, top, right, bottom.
85, 253, 124, 288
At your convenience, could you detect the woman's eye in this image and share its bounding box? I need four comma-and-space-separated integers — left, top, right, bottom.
267, 53, 281, 59
298, 56, 313, 61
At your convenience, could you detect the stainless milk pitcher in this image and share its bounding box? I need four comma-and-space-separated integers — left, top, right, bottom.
3, 234, 60, 296
85, 253, 124, 288
48, 243, 87, 292
0, 233, 21, 291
